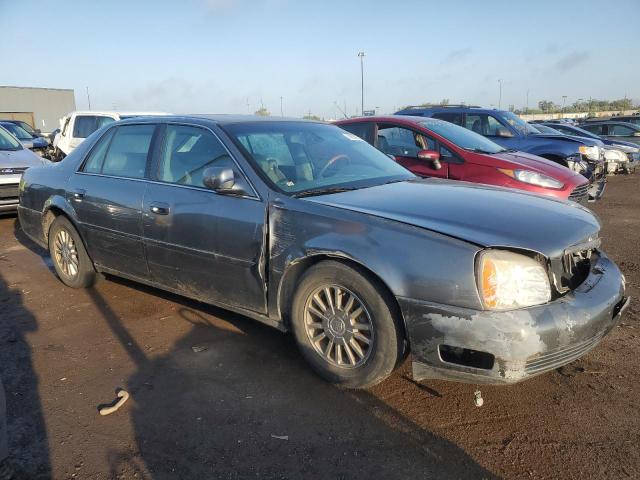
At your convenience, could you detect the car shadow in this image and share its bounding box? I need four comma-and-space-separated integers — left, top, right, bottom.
0, 271, 51, 478
86, 278, 498, 479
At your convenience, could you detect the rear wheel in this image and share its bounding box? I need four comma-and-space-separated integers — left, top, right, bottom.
48, 216, 97, 288
291, 261, 403, 389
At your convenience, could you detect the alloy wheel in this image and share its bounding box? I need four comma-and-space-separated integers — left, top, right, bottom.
53, 229, 79, 278
303, 285, 374, 368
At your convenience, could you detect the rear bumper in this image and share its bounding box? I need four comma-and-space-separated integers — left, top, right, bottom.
17, 205, 47, 247
399, 252, 627, 385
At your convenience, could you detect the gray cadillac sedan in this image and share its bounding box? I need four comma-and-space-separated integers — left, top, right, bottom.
18, 115, 628, 388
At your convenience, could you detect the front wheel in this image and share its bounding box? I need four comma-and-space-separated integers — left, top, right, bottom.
291, 261, 403, 389
48, 216, 97, 288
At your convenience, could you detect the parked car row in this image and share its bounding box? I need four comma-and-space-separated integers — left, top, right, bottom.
394, 105, 608, 201
12, 114, 629, 389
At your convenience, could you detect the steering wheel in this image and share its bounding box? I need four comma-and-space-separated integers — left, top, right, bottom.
319, 154, 351, 178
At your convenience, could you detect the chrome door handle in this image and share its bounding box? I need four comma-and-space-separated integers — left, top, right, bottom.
72, 189, 86, 199
149, 202, 170, 215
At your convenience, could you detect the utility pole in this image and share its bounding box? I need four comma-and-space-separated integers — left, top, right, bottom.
358, 51, 365, 115
280, 96, 284, 117
86, 86, 92, 111
334, 101, 348, 119
246, 98, 250, 114
526, 89, 530, 114
498, 79, 502, 110
562, 95, 567, 114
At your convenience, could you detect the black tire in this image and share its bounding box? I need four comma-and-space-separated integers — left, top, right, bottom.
291, 260, 403, 389
48, 216, 97, 288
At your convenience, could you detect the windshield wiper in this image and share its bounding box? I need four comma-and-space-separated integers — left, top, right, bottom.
464, 148, 497, 154
293, 186, 362, 198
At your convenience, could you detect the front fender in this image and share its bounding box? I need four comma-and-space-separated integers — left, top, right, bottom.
267, 198, 484, 322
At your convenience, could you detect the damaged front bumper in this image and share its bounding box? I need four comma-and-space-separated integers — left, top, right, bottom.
399, 252, 628, 385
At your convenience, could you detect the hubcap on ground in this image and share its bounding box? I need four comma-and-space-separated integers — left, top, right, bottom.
304, 285, 374, 369
53, 229, 79, 278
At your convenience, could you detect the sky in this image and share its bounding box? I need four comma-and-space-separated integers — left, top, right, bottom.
1, 0, 638, 119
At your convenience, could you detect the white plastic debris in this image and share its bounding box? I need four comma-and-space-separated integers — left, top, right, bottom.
474, 390, 484, 407
99, 390, 130, 416
271, 435, 289, 441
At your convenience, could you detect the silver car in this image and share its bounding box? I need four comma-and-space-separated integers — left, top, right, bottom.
0, 125, 44, 213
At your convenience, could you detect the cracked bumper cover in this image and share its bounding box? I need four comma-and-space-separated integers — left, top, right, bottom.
398, 252, 628, 385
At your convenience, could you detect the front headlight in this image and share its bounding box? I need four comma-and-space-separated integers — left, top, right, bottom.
477, 250, 551, 310
579, 145, 600, 160
498, 168, 564, 189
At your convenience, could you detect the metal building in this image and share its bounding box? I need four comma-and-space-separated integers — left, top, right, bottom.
0, 86, 76, 134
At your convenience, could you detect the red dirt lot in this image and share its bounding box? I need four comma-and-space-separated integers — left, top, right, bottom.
0, 175, 639, 479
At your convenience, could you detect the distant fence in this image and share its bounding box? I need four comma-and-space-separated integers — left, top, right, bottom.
519, 109, 639, 121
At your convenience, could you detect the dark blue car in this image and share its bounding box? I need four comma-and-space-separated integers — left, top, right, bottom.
395, 106, 606, 200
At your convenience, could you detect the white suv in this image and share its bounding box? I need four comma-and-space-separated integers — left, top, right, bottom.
53, 111, 169, 160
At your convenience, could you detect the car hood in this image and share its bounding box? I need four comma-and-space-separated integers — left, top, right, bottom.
307, 179, 599, 258
0, 148, 44, 168
487, 150, 582, 182
531, 133, 603, 147
602, 139, 639, 150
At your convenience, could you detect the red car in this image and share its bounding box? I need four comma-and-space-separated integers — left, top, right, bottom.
336, 116, 590, 203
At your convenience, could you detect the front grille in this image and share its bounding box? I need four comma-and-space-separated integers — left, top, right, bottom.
549, 238, 599, 294
525, 332, 605, 375
568, 183, 589, 204
0, 184, 19, 200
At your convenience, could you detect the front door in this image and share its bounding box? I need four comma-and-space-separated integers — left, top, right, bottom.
142, 123, 266, 313
376, 124, 449, 178
68, 123, 157, 279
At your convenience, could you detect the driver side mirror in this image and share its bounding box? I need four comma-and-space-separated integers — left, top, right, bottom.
417, 149, 442, 170
495, 127, 514, 138
203, 167, 248, 195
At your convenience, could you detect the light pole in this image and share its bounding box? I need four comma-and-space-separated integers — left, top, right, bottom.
86, 86, 92, 111
562, 95, 567, 114
498, 79, 502, 110
280, 96, 284, 117
526, 89, 530, 114
358, 51, 365, 115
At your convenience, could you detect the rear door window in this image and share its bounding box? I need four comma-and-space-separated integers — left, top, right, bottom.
73, 115, 116, 139
464, 114, 505, 136
610, 124, 635, 136
82, 129, 116, 173
582, 124, 605, 135
100, 125, 156, 179
432, 112, 463, 126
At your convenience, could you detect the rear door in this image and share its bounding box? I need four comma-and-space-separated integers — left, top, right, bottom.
375, 124, 448, 178
142, 123, 267, 313
68, 123, 157, 279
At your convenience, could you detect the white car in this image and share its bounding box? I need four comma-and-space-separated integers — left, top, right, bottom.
53, 111, 170, 160
0, 125, 45, 213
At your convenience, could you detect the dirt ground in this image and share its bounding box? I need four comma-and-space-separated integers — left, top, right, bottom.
0, 175, 639, 480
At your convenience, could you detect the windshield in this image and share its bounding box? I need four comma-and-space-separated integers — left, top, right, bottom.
1, 123, 32, 140
553, 124, 600, 140
0, 126, 23, 151
532, 124, 563, 134
420, 119, 506, 154
502, 112, 539, 135
16, 121, 37, 135
224, 122, 414, 195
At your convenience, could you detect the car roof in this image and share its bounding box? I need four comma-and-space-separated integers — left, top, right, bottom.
396, 105, 502, 115
116, 114, 322, 126
582, 120, 640, 128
